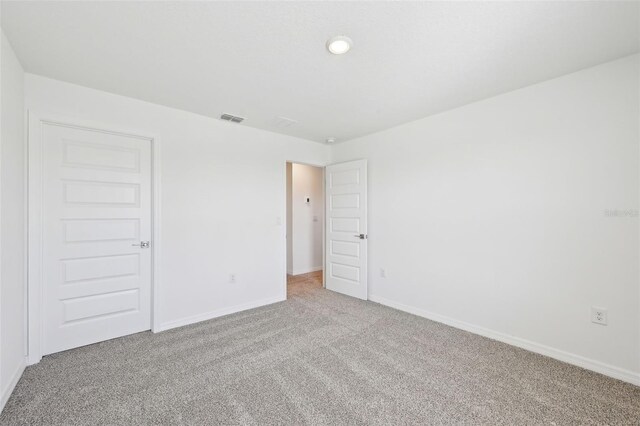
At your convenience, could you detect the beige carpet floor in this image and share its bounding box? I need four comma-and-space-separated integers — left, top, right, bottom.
1, 271, 639, 425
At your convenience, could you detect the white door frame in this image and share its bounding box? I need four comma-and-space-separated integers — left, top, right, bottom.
283, 160, 327, 297
26, 110, 162, 365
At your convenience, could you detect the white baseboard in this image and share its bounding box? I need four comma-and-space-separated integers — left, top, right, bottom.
1, 358, 26, 414
155, 295, 285, 332
369, 294, 640, 387
290, 266, 322, 276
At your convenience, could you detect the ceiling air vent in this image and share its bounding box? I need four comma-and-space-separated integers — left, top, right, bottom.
220, 113, 245, 123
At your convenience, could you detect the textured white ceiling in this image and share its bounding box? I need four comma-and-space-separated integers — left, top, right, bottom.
2, 1, 638, 143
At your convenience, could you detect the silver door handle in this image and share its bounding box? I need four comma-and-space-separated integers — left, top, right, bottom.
354, 234, 367, 240
132, 241, 150, 248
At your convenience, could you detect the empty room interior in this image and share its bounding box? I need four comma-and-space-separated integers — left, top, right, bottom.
0, 1, 639, 424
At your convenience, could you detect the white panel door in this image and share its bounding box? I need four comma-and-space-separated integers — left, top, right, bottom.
42, 123, 152, 355
325, 160, 368, 299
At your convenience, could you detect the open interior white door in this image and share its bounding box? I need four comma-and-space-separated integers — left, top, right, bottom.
41, 123, 152, 355
325, 159, 368, 300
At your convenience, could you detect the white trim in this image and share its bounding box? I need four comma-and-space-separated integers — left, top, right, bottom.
150, 136, 162, 332
27, 110, 43, 365
156, 295, 285, 332
0, 65, 2, 401
0, 359, 25, 413
22, 106, 29, 359
27, 111, 162, 363
369, 294, 640, 387
321, 166, 326, 289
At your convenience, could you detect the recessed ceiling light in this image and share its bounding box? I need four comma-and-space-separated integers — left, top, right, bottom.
326, 137, 336, 144
326, 36, 352, 55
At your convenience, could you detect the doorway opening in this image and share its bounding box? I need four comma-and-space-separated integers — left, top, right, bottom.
286, 162, 324, 298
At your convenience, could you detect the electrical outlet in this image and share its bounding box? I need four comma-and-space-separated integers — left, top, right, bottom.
380, 268, 386, 278
230, 274, 236, 284
591, 307, 607, 325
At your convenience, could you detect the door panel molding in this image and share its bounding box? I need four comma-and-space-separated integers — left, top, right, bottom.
27, 111, 162, 364
325, 159, 368, 300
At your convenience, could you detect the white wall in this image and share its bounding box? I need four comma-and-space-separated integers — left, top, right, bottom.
0, 30, 26, 410
332, 54, 640, 383
289, 163, 323, 275
25, 74, 330, 331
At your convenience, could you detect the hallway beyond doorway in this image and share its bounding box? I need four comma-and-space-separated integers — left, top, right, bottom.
287, 271, 323, 299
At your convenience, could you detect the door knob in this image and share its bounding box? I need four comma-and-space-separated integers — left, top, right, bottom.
354, 234, 367, 240
132, 241, 150, 248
